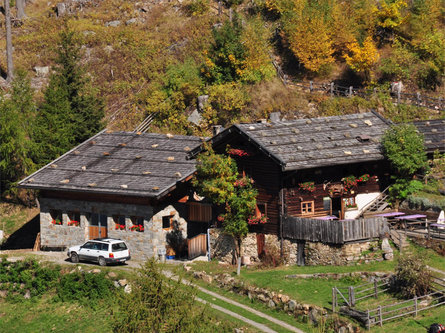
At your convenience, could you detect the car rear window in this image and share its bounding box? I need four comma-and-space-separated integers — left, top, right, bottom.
112, 242, 128, 251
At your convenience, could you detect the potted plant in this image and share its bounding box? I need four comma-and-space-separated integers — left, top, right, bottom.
357, 174, 370, 184
67, 220, 79, 226
130, 224, 144, 232
51, 219, 62, 225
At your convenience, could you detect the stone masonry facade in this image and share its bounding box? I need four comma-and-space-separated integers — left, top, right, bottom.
209, 228, 387, 266
39, 197, 186, 259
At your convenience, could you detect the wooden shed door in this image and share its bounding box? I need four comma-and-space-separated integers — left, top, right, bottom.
256, 234, 265, 256
88, 213, 108, 239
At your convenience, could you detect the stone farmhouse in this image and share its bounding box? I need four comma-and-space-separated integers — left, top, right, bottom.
19, 130, 206, 259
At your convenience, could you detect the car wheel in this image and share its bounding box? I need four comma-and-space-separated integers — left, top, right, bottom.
70, 252, 79, 263
98, 256, 107, 266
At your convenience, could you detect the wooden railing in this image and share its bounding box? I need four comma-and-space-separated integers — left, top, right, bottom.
188, 233, 207, 260
283, 216, 388, 244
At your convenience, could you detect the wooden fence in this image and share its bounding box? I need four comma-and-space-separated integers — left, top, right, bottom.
273, 64, 444, 112
283, 216, 388, 244
365, 289, 445, 329
188, 233, 207, 260
332, 278, 391, 311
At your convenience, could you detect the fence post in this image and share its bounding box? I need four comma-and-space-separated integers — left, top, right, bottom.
310, 80, 313, 93
439, 97, 443, 111
378, 305, 382, 327
397, 83, 401, 104
414, 296, 418, 317
330, 82, 334, 97
348, 286, 355, 307
417, 92, 421, 106
218, 1, 222, 16
367, 310, 370, 330
349, 86, 353, 97
427, 222, 431, 240
374, 280, 378, 298
332, 288, 336, 312
399, 232, 402, 253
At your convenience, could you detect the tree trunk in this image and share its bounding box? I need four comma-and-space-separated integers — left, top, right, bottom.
235, 237, 242, 276
16, 0, 26, 20
5, 0, 14, 83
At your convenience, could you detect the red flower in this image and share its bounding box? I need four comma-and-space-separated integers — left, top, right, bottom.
228, 149, 250, 157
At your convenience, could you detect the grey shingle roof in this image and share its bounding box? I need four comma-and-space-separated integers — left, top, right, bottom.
412, 119, 445, 154
19, 131, 203, 198
212, 112, 391, 171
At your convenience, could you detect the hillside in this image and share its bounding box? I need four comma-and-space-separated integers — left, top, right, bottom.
0, 0, 444, 134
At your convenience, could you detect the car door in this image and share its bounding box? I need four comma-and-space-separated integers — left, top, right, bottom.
78, 241, 95, 261
96, 243, 109, 262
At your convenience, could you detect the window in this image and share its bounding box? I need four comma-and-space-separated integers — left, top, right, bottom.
323, 197, 331, 211
50, 210, 63, 225
90, 213, 108, 227
67, 212, 80, 227
301, 201, 314, 215
130, 216, 144, 232
162, 215, 173, 230
112, 242, 128, 252
82, 242, 95, 249
343, 197, 357, 209
256, 203, 267, 216
113, 215, 126, 231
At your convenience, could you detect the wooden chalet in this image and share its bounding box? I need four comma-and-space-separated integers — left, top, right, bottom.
18, 130, 210, 259
190, 111, 392, 237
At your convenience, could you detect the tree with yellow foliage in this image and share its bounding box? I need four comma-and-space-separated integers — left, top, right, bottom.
344, 36, 380, 82
283, 0, 334, 73
375, 0, 407, 39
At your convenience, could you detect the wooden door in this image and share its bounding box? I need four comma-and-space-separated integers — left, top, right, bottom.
89, 213, 108, 239
256, 233, 265, 257
88, 226, 108, 239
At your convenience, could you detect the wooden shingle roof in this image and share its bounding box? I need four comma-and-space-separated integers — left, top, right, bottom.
19, 131, 203, 198
204, 111, 391, 171
412, 119, 445, 154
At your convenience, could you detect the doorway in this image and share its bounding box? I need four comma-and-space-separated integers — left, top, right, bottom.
331, 197, 343, 219
89, 213, 108, 239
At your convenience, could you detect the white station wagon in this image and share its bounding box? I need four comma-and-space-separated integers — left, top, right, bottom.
67, 238, 131, 266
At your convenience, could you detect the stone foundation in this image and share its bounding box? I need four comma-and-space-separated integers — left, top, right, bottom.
39, 197, 187, 259
209, 228, 387, 265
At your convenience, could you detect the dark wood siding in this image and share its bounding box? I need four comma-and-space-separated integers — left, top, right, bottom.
213, 134, 282, 235
41, 190, 153, 205
284, 162, 383, 218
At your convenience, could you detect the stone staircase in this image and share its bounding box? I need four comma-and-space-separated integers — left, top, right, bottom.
390, 230, 410, 252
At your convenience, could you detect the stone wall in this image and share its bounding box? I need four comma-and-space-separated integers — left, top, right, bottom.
208, 229, 299, 264
209, 228, 388, 265
39, 197, 186, 259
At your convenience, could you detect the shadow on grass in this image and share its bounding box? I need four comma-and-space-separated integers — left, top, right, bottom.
1, 213, 39, 250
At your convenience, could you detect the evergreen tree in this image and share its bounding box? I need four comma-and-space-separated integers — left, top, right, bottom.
0, 71, 36, 198
35, 25, 104, 166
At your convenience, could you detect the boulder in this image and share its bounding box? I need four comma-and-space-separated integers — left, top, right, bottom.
125, 18, 139, 25
56, 3, 66, 17
197, 95, 209, 112
107, 272, 117, 278
105, 20, 121, 27
124, 284, 132, 294
118, 279, 128, 287
91, 269, 101, 274
281, 294, 289, 303
34, 66, 50, 77
202, 274, 213, 284
24, 290, 31, 299
257, 294, 267, 303
288, 300, 297, 311
268, 300, 275, 308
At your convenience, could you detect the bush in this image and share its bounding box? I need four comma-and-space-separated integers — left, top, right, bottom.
56, 271, 114, 303
391, 253, 432, 298
0, 259, 60, 300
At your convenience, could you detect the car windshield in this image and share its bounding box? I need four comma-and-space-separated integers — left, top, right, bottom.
112, 242, 127, 251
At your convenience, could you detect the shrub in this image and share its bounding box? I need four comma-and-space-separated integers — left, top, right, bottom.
56, 271, 114, 303
392, 253, 431, 298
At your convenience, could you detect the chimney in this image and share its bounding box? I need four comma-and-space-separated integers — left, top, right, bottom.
269, 112, 281, 123
212, 125, 223, 136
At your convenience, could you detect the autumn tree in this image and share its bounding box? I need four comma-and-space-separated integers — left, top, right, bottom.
344, 36, 380, 82
282, 0, 334, 73
192, 147, 258, 274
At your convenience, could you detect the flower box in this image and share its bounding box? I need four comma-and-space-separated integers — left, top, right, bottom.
67, 220, 80, 226
115, 224, 125, 231
51, 219, 62, 225
130, 224, 144, 232
248, 214, 268, 225
298, 181, 315, 192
